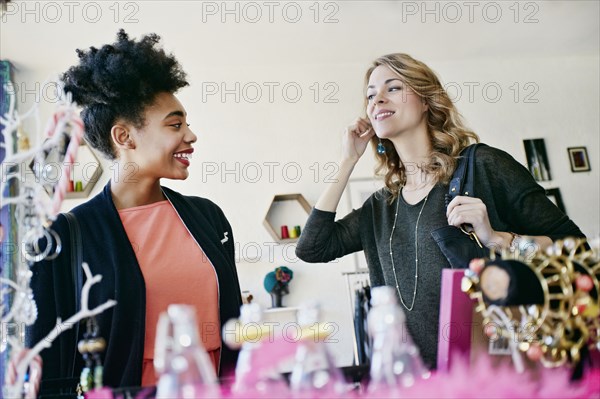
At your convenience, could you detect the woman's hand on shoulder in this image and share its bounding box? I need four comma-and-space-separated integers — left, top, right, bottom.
446, 195, 502, 248
342, 117, 375, 164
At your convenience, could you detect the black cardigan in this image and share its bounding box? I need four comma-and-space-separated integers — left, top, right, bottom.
26, 182, 242, 387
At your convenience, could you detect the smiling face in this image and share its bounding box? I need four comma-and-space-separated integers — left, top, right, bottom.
123, 92, 197, 181
366, 65, 428, 140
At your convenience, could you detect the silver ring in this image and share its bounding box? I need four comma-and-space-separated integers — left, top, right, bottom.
44, 228, 62, 260
22, 229, 52, 262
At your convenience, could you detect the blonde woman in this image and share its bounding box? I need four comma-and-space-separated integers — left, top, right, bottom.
296, 53, 584, 368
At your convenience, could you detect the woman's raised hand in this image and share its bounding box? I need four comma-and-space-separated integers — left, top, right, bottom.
312, 117, 375, 212
342, 117, 375, 164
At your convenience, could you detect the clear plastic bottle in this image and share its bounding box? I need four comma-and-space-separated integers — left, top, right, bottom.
289, 302, 348, 398
155, 304, 220, 399
231, 303, 288, 396
367, 286, 430, 395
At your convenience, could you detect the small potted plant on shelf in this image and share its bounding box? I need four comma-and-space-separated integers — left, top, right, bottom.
263, 266, 294, 308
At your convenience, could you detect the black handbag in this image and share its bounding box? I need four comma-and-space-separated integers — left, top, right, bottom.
430, 144, 490, 269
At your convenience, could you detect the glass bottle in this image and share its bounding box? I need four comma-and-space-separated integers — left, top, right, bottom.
367, 286, 430, 396
155, 304, 220, 399
231, 303, 288, 397
289, 302, 348, 398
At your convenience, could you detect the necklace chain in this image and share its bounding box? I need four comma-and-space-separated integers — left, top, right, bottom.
389, 192, 429, 311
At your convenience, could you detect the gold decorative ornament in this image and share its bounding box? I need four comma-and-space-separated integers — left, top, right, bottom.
462, 237, 599, 368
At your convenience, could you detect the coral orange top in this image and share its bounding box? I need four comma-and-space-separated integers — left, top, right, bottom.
118, 200, 221, 387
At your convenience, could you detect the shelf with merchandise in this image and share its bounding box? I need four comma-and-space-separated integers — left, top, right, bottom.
262, 193, 311, 243
65, 141, 103, 199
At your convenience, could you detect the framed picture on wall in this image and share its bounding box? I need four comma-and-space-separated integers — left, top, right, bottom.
523, 138, 552, 181
545, 188, 566, 215
567, 147, 591, 172
347, 177, 385, 211
346, 177, 385, 271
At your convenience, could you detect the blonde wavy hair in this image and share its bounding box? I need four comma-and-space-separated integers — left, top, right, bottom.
364, 53, 479, 200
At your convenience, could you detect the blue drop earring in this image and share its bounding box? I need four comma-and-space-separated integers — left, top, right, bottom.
377, 139, 386, 155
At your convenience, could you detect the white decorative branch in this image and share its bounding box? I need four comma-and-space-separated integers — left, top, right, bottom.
0, 277, 27, 325
5, 262, 117, 399
1, 76, 99, 399
0, 77, 79, 223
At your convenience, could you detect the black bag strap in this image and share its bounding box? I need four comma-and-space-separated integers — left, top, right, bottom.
446, 143, 487, 206
63, 212, 82, 379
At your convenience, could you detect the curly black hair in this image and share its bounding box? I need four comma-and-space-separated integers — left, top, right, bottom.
61, 29, 189, 159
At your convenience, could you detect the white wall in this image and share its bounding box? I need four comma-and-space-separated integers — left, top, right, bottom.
4, 1, 599, 370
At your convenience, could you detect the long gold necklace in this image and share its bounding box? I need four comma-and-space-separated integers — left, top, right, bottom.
388, 192, 429, 311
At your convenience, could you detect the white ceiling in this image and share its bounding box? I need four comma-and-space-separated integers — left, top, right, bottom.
1, 0, 599, 73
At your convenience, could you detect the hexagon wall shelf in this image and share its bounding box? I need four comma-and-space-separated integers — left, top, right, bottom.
263, 193, 312, 243
65, 142, 103, 199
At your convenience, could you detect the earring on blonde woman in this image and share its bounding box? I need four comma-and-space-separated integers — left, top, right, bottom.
377, 139, 385, 155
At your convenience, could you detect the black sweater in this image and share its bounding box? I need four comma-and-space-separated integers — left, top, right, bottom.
296, 145, 584, 368
26, 182, 242, 387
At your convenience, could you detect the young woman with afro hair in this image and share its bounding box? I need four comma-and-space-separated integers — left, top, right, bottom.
23, 30, 243, 391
